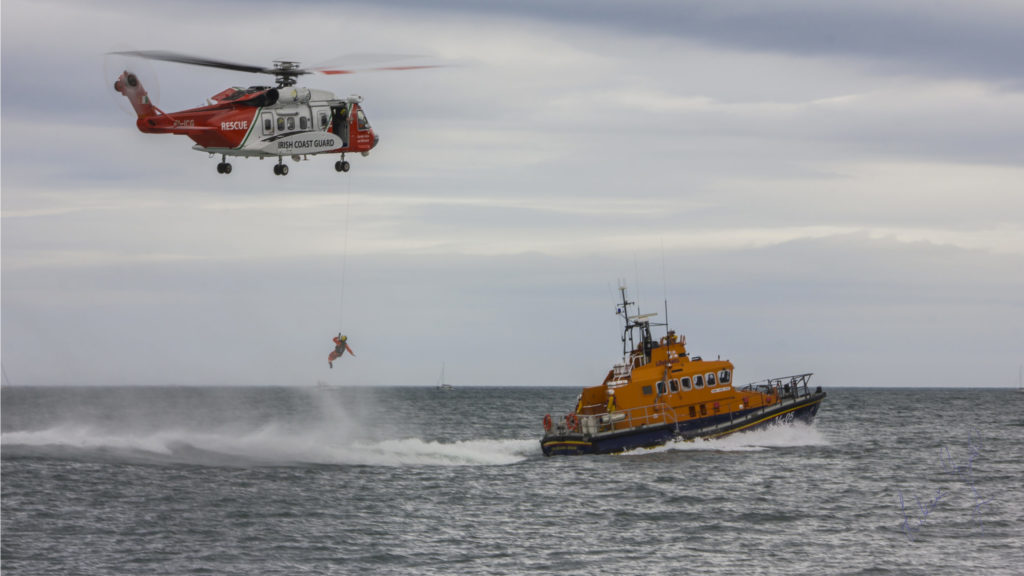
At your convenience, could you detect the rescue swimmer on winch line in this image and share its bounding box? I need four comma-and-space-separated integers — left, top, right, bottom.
329, 333, 355, 368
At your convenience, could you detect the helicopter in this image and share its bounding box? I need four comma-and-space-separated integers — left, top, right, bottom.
111, 50, 434, 176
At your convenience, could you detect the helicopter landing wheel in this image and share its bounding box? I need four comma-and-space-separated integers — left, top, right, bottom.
274, 163, 289, 176
217, 162, 232, 174
335, 160, 350, 173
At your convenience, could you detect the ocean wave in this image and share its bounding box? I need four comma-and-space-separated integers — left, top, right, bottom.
620, 422, 829, 456
1, 425, 540, 468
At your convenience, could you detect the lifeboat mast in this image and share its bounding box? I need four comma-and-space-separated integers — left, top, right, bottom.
615, 281, 666, 365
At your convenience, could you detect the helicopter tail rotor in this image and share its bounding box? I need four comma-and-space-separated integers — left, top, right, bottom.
113, 70, 160, 118
104, 50, 161, 117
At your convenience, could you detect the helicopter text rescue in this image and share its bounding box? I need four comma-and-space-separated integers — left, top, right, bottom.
112, 51, 432, 175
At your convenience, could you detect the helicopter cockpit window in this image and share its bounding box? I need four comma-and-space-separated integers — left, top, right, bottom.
356, 109, 369, 130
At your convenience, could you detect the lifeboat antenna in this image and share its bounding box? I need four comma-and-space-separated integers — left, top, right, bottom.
617, 280, 634, 356
661, 240, 669, 335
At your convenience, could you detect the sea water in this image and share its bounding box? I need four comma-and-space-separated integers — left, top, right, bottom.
2, 386, 1022, 575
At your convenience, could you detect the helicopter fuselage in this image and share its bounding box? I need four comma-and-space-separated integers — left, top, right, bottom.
115, 70, 378, 175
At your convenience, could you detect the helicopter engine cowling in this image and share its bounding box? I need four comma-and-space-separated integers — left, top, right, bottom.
253, 88, 279, 106
281, 87, 311, 104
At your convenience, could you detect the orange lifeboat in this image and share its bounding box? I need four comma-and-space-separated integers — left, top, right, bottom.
540, 284, 826, 456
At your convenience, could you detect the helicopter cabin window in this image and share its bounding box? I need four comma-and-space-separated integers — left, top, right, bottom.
277, 117, 285, 131
262, 113, 274, 136
287, 117, 295, 131
707, 373, 717, 387
669, 379, 679, 393
656, 381, 666, 395
300, 116, 309, 130
319, 113, 328, 129
680, 377, 692, 391
719, 370, 731, 384
356, 109, 369, 130
694, 375, 705, 389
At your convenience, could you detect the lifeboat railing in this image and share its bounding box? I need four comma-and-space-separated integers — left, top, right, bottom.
576, 401, 679, 435
607, 362, 632, 388
740, 373, 815, 399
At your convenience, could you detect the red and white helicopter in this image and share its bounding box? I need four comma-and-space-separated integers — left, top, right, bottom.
112, 50, 433, 175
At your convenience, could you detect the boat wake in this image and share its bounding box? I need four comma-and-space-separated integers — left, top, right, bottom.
620, 422, 829, 456
1, 425, 540, 468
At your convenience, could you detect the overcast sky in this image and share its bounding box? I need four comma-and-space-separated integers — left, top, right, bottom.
2, 0, 1022, 387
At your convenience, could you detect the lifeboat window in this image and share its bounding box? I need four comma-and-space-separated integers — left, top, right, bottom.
688, 406, 696, 418
707, 373, 717, 387
719, 370, 731, 384
694, 375, 704, 389
642, 385, 653, 395
656, 381, 666, 395
669, 379, 679, 393
700, 404, 707, 416
680, 377, 691, 391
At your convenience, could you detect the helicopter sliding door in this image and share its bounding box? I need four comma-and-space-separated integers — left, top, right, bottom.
330, 105, 350, 147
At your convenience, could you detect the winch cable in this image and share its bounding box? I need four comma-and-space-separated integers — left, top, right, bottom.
337, 173, 353, 332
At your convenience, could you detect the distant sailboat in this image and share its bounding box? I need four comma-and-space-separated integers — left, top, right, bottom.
436, 363, 453, 391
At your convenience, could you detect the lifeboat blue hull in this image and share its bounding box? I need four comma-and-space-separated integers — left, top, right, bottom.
540, 392, 825, 456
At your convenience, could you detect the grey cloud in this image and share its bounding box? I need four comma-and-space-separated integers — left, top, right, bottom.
2, 236, 1021, 387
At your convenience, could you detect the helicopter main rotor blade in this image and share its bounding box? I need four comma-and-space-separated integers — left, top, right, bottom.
310, 53, 445, 76
316, 64, 443, 75
110, 50, 294, 76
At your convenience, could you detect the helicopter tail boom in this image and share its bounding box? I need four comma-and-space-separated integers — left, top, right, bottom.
113, 70, 219, 137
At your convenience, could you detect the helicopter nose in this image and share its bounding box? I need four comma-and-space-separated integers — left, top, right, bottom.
372, 133, 380, 149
